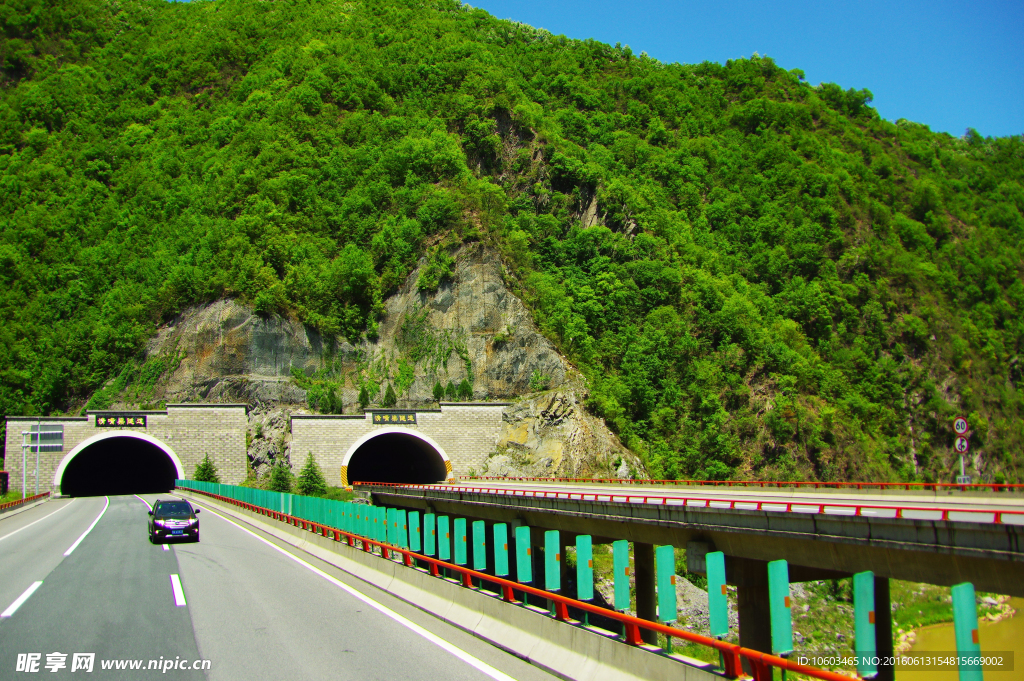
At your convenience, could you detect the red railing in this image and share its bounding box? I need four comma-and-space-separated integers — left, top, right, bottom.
0, 492, 51, 513
458, 475, 1024, 494
358, 482, 1024, 526
182, 487, 857, 681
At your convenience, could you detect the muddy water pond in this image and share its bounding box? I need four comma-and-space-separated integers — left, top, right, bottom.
898, 597, 1023, 680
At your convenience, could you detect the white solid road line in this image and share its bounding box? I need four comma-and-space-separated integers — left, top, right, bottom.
170, 574, 187, 607
64, 496, 109, 556
0, 499, 76, 544
198, 504, 517, 681
134, 494, 153, 511
1, 581, 44, 618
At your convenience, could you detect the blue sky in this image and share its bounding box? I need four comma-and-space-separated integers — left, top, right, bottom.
467, 0, 1023, 139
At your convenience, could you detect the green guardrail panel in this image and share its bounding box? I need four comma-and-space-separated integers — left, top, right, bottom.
396, 509, 408, 549
951, 582, 983, 681
437, 516, 450, 561
612, 539, 630, 611
656, 544, 677, 623
472, 520, 487, 571
853, 571, 877, 678
768, 559, 793, 656
493, 524, 509, 577
454, 518, 467, 566
375, 506, 385, 543
408, 511, 421, 552
544, 530, 560, 592
576, 535, 593, 602
515, 525, 532, 584
386, 508, 396, 544
707, 551, 728, 638
424, 513, 436, 556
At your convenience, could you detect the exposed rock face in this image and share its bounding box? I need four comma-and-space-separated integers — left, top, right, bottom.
142, 243, 567, 408
143, 298, 318, 406
112, 244, 636, 478
482, 387, 637, 479
374, 242, 568, 403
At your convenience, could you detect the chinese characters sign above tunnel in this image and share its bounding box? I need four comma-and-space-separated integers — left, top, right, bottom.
371, 411, 417, 425
95, 414, 147, 427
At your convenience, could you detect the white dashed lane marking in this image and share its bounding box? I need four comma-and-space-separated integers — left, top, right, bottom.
1, 581, 44, 618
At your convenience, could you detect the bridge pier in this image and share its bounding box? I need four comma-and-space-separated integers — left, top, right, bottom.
729, 557, 773, 661
634, 542, 658, 645
875, 576, 895, 681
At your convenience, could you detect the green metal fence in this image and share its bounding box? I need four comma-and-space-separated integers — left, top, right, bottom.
175, 479, 363, 536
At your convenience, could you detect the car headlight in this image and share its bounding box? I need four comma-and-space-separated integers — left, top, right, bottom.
154, 519, 168, 527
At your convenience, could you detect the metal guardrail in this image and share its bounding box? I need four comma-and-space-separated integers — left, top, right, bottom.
361, 482, 1024, 525
180, 485, 857, 681
0, 492, 50, 513
458, 475, 1024, 494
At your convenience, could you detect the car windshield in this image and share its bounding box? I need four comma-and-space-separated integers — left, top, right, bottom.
156, 502, 192, 516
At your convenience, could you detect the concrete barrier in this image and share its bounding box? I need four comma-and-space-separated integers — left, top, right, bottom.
178, 492, 721, 681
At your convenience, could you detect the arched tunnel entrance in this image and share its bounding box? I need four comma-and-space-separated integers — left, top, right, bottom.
60, 435, 180, 497
346, 431, 448, 485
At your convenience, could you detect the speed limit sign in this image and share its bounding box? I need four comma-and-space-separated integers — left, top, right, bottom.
954, 436, 970, 454
953, 417, 969, 434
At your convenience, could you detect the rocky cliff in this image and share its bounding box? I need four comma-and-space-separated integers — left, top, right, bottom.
100, 244, 638, 479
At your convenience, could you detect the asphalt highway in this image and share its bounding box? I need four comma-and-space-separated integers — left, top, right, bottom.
0, 495, 560, 681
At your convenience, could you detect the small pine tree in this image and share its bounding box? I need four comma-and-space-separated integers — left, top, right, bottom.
358, 384, 370, 410
325, 386, 343, 414
296, 452, 328, 496
194, 454, 220, 483
268, 459, 293, 493
382, 383, 397, 407
457, 378, 473, 401
432, 380, 444, 402
445, 380, 458, 401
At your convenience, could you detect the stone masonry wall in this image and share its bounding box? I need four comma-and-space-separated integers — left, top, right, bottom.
4, 404, 247, 495
291, 402, 507, 486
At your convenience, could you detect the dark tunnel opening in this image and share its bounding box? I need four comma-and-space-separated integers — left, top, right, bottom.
61, 437, 178, 497
347, 432, 447, 484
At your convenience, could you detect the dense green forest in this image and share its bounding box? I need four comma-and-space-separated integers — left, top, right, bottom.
1, 0, 1021, 482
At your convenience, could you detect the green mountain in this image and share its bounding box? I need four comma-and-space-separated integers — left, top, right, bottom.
1, 0, 1021, 483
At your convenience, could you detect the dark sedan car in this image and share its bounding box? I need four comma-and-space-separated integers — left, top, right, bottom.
148, 499, 200, 543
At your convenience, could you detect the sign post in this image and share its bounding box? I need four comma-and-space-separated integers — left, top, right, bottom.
954, 417, 971, 485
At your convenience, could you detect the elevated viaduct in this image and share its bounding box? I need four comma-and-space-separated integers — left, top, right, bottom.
359, 478, 1024, 673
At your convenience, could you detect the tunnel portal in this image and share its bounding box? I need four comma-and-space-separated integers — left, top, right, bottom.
346, 432, 448, 485
61, 436, 179, 497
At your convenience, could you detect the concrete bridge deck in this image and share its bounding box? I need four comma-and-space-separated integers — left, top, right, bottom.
359, 480, 1024, 597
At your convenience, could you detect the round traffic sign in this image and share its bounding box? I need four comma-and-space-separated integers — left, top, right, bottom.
953, 417, 969, 434
954, 436, 970, 454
